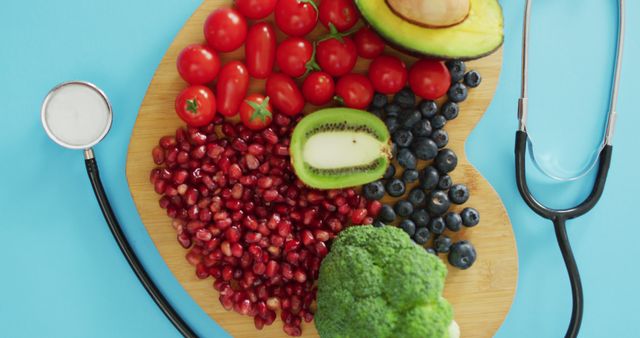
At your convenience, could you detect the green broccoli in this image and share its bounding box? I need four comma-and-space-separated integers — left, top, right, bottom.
315, 225, 458, 338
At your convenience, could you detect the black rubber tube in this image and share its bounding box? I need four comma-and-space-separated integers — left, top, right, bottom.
85, 158, 198, 338
553, 217, 583, 338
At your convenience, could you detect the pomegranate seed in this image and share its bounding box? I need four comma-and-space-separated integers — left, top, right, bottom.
248, 144, 265, 155
152, 146, 165, 164
231, 243, 244, 257
228, 163, 242, 179
338, 204, 351, 215
300, 230, 314, 246
263, 189, 279, 202
265, 260, 279, 277
225, 227, 241, 243
315, 242, 329, 257
262, 128, 279, 144
350, 208, 368, 224
277, 221, 292, 237
245, 232, 262, 244
154, 179, 167, 194
177, 233, 191, 248
254, 316, 265, 330
257, 177, 273, 189
195, 228, 212, 241
293, 270, 307, 283
363, 217, 374, 225
232, 138, 248, 152
219, 295, 233, 311
283, 324, 301, 336
303, 311, 314, 323
160, 136, 177, 149
285, 251, 299, 265
314, 229, 330, 242
177, 151, 189, 164
266, 297, 280, 310
190, 132, 207, 145
185, 188, 199, 206
253, 262, 266, 275
274, 144, 289, 156
367, 200, 383, 217
191, 145, 206, 159
221, 241, 232, 256
225, 199, 242, 210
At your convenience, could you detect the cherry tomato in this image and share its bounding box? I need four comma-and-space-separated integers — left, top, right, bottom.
274, 0, 318, 37
302, 71, 335, 106
204, 8, 247, 52
265, 73, 305, 116
245, 22, 276, 79
239, 94, 273, 130
335, 74, 374, 109
176, 45, 221, 85
409, 59, 451, 100
318, 0, 360, 32
276, 37, 318, 78
353, 26, 385, 59
175, 86, 216, 127
216, 61, 250, 117
368, 55, 408, 94
316, 37, 357, 77
235, 0, 277, 19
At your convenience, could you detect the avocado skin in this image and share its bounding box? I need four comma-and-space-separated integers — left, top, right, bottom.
355, 0, 504, 61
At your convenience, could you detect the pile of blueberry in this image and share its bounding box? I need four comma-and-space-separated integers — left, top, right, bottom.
364, 61, 481, 270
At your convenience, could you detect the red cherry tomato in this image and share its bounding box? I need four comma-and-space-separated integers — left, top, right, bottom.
265, 73, 305, 116
276, 37, 317, 78
175, 86, 216, 127
239, 94, 273, 130
216, 61, 250, 117
274, 0, 318, 37
335, 74, 374, 109
204, 8, 247, 52
316, 37, 357, 77
302, 71, 335, 106
353, 26, 385, 59
176, 45, 221, 85
235, 0, 277, 19
368, 55, 408, 94
318, 0, 360, 32
409, 59, 451, 100
245, 22, 276, 79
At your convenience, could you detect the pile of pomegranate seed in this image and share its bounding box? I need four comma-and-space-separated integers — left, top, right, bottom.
150, 113, 379, 336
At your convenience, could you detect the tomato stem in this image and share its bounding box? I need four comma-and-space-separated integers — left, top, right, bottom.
186, 98, 199, 115
304, 42, 321, 77
246, 96, 272, 122
333, 95, 344, 105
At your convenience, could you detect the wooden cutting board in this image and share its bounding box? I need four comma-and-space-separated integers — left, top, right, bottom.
126, 1, 517, 337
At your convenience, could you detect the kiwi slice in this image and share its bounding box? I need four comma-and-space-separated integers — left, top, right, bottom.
290, 108, 392, 189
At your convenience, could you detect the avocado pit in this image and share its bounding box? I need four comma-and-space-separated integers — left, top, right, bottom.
386, 0, 470, 28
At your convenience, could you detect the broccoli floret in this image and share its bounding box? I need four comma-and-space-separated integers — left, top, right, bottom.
315, 226, 454, 338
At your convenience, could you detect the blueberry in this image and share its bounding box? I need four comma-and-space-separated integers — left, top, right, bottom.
430, 115, 447, 130
363, 180, 386, 200
379, 204, 397, 223
435, 149, 458, 173
385, 117, 399, 134
399, 219, 416, 237
420, 166, 440, 190
383, 164, 396, 180
392, 130, 413, 148
402, 169, 420, 184
427, 190, 451, 216
449, 184, 469, 204
464, 70, 482, 88
428, 217, 446, 235
444, 212, 463, 232
412, 119, 433, 137
371, 93, 388, 108
438, 175, 453, 190
419, 100, 438, 119
448, 240, 477, 269
410, 209, 430, 227
394, 87, 415, 108
397, 149, 417, 169
411, 137, 438, 161
414, 227, 431, 245
461, 207, 480, 227
384, 103, 401, 117
431, 129, 449, 148
399, 109, 422, 130
394, 200, 414, 217
434, 235, 453, 253
373, 219, 386, 228
369, 108, 383, 118
441, 101, 459, 120
386, 178, 406, 197
425, 247, 437, 255
448, 83, 468, 103
446, 60, 466, 83
408, 188, 427, 208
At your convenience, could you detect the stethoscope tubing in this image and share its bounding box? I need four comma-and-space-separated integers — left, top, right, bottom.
84, 150, 198, 338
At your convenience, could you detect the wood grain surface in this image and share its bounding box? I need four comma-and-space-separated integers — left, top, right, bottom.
126, 1, 518, 337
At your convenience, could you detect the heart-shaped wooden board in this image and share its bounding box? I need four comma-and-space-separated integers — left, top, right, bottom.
126, 1, 517, 337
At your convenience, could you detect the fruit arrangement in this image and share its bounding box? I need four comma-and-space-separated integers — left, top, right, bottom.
149, 0, 502, 336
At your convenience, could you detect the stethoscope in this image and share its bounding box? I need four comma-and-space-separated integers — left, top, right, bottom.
41, 81, 198, 337
516, 0, 624, 337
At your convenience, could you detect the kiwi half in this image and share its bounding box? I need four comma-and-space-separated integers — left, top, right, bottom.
290, 108, 392, 189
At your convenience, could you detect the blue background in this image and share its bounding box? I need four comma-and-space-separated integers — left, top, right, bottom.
1, 0, 638, 337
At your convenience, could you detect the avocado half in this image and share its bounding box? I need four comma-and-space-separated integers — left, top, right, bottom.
355, 0, 504, 60
290, 108, 392, 189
